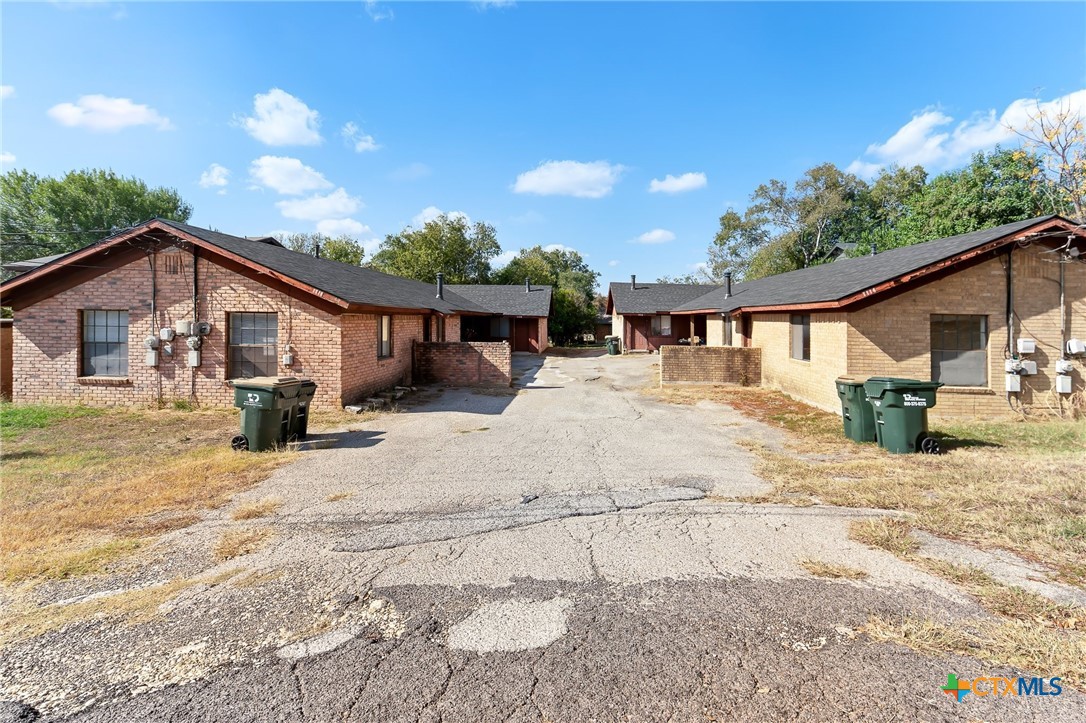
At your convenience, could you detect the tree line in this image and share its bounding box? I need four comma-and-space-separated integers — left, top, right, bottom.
0, 170, 599, 343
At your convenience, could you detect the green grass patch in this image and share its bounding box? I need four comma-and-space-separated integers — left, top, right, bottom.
0, 403, 104, 441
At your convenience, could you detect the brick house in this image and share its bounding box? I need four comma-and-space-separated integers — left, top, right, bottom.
609, 215, 1086, 418
445, 283, 551, 353
0, 219, 501, 408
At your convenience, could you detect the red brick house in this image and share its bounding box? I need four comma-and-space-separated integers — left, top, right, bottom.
0, 219, 500, 408
612, 215, 1086, 418
447, 283, 552, 353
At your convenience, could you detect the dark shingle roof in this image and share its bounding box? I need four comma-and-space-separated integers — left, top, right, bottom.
2, 253, 68, 274
609, 282, 722, 315
672, 215, 1060, 313
445, 284, 552, 317
158, 220, 488, 314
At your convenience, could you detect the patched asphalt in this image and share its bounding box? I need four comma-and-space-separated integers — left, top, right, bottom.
2, 351, 1083, 721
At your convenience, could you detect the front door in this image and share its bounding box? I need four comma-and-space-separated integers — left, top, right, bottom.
628, 317, 651, 350
514, 319, 532, 352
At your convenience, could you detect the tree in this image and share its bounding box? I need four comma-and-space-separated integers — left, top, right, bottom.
277, 232, 365, 266
369, 214, 500, 284
1, 169, 192, 265
1008, 98, 1086, 221
494, 245, 600, 344
700, 209, 771, 281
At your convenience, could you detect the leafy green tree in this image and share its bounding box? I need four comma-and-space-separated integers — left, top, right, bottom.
699, 209, 771, 281
494, 245, 600, 344
278, 232, 365, 266
369, 214, 499, 283
1, 169, 192, 265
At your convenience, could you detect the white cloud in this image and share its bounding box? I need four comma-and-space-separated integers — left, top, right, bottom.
608, 260, 620, 267
198, 163, 230, 190
361, 237, 383, 257
238, 88, 321, 146
365, 1, 394, 21
648, 172, 707, 194
249, 155, 332, 195
632, 228, 676, 244
389, 162, 432, 181
513, 160, 625, 198
543, 243, 575, 253
47, 94, 173, 132
473, 0, 516, 9
847, 89, 1086, 177
0, 86, 13, 100
276, 188, 361, 221
492, 250, 518, 267
316, 218, 371, 238
341, 122, 380, 153
0, 152, 15, 164
412, 206, 470, 228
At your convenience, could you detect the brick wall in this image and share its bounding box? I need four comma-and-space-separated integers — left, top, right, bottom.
1, 320, 12, 399
754, 312, 849, 412
12, 250, 345, 407
340, 313, 422, 403
444, 315, 461, 343
413, 341, 511, 386
846, 244, 1085, 418
705, 316, 724, 347
659, 345, 761, 385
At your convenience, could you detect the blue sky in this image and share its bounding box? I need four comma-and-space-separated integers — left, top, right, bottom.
2, 1, 1084, 290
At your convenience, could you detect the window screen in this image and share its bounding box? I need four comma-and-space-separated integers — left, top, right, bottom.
489, 317, 511, 338
651, 315, 672, 336
229, 312, 278, 379
81, 310, 129, 376
378, 315, 393, 358
790, 314, 811, 361
931, 315, 987, 386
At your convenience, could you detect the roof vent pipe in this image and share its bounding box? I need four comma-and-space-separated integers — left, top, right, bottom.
724, 270, 732, 299
436, 272, 444, 299
631, 274, 637, 289
870, 243, 877, 257
525, 277, 531, 293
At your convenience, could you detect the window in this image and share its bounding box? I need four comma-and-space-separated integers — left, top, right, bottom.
724, 315, 733, 346
651, 314, 672, 336
489, 317, 511, 338
790, 314, 811, 361
423, 315, 432, 342
931, 315, 987, 386
81, 310, 129, 376
378, 315, 393, 358
228, 312, 278, 379
436, 315, 446, 342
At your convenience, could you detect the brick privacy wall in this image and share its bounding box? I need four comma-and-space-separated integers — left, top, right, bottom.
846, 243, 1085, 418
340, 313, 422, 403
659, 345, 761, 385
1, 320, 12, 399
754, 312, 849, 412
12, 250, 344, 408
538, 317, 549, 352
413, 341, 511, 386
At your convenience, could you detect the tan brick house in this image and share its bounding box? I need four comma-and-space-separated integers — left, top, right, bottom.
610, 215, 1086, 418
0, 219, 497, 408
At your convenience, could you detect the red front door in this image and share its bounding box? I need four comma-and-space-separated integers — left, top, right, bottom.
628, 317, 651, 350
514, 319, 532, 352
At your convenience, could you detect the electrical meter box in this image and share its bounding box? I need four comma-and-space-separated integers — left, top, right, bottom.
1056, 375, 1072, 394
1005, 374, 1021, 392
1016, 338, 1036, 355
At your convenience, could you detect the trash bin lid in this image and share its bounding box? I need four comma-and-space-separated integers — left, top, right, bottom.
231, 376, 301, 389
864, 376, 942, 396
836, 376, 867, 387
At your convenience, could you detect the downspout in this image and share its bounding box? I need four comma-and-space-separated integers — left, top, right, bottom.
191, 245, 199, 400
1005, 246, 1015, 410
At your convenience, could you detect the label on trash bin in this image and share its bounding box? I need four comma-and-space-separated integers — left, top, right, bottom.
902, 393, 928, 407
243, 392, 261, 407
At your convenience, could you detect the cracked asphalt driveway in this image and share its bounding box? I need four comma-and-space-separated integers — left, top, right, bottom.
3, 351, 1084, 721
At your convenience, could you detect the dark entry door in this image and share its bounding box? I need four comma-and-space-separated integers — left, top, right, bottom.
628, 317, 651, 350
514, 319, 532, 352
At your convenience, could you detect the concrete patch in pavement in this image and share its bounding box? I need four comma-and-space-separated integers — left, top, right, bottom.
447, 597, 573, 652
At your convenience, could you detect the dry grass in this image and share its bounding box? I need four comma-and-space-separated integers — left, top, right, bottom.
231, 497, 283, 520
865, 615, 1086, 690
326, 492, 351, 502
213, 527, 273, 561
0, 569, 237, 646
799, 559, 869, 580
0, 404, 297, 583
654, 386, 1086, 586
848, 519, 920, 557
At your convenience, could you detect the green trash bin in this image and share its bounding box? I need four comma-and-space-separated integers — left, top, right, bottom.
863, 377, 943, 454
290, 379, 318, 440
835, 377, 876, 443
230, 377, 302, 452
605, 336, 620, 355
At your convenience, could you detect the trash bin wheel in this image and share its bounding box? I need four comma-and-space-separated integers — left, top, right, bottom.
231, 434, 250, 452
919, 435, 940, 455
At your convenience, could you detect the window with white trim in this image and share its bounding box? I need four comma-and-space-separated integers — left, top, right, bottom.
790, 314, 811, 361
378, 315, 393, 358
229, 312, 278, 378
81, 310, 129, 377
651, 315, 672, 336
931, 314, 987, 386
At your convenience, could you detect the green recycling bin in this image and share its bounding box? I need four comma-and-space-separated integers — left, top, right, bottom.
605, 336, 620, 355
863, 377, 943, 454
230, 377, 302, 452
290, 379, 318, 440
835, 377, 876, 443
